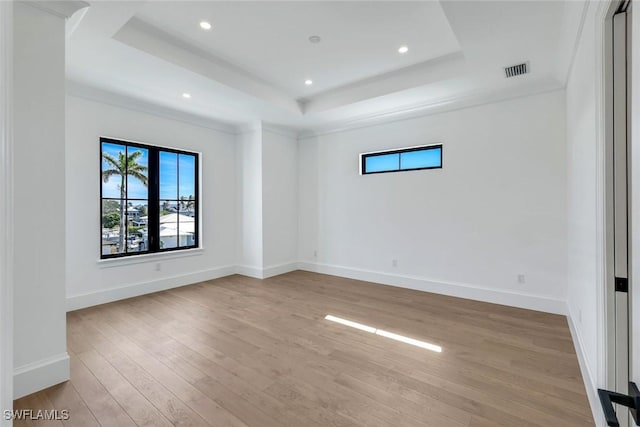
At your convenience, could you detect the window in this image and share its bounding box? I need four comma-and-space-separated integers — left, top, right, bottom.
360, 144, 442, 175
100, 137, 199, 258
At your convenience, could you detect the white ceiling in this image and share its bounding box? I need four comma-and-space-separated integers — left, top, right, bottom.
66, 1, 588, 134
134, 1, 461, 98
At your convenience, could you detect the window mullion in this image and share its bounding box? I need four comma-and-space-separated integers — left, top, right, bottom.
194, 154, 199, 248
148, 148, 160, 252
177, 153, 180, 247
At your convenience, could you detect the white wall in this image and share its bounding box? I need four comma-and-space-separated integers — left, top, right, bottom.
565, 3, 609, 425
237, 125, 263, 273
262, 129, 298, 270
565, 0, 600, 400
237, 125, 298, 277
65, 95, 238, 310
0, 0, 12, 416
298, 90, 568, 313
12, 2, 69, 398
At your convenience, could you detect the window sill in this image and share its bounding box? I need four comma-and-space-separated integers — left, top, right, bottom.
97, 247, 204, 269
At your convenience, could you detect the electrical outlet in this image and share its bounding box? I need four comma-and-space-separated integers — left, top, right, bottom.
392, 259, 398, 268
517, 274, 525, 284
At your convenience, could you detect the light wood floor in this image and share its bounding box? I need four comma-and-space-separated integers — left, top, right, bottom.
14, 271, 594, 426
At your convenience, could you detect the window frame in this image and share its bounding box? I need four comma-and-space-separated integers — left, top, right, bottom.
359, 143, 443, 175
99, 136, 200, 259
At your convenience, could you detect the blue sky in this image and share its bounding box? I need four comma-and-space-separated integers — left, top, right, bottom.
160, 151, 195, 200
102, 142, 195, 200
400, 148, 441, 170
366, 153, 399, 173
365, 148, 441, 173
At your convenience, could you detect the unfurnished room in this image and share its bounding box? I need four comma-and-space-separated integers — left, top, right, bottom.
0, 0, 639, 426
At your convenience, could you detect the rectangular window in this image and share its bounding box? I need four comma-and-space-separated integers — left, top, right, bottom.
360, 144, 442, 175
100, 137, 199, 259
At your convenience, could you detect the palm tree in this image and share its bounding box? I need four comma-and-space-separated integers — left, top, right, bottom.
161, 200, 171, 215
179, 195, 195, 214
102, 150, 148, 251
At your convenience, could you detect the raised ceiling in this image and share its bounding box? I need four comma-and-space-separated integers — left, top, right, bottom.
66, 1, 588, 133
134, 1, 461, 98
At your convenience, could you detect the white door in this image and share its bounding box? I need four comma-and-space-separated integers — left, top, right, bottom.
613, 0, 630, 404
630, 0, 640, 425
610, 2, 633, 426
584, 1, 637, 425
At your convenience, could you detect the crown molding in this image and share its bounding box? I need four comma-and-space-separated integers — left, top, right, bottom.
66, 81, 239, 136
65, 4, 88, 39
236, 122, 299, 139
563, 0, 591, 87
262, 123, 300, 139
236, 122, 263, 135
297, 82, 565, 140
23, 1, 89, 20
68, 81, 564, 144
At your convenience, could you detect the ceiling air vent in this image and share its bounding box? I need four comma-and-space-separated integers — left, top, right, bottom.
504, 62, 529, 78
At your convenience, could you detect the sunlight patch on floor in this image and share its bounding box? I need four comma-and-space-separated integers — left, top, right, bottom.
324, 314, 442, 353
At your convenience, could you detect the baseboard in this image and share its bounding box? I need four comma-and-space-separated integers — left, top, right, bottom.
66, 265, 236, 311
67, 259, 563, 313
235, 265, 263, 279
567, 311, 604, 427
297, 261, 566, 315
236, 262, 298, 279
13, 353, 69, 399
262, 262, 298, 278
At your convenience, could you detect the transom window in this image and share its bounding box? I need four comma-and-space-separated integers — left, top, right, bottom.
360, 144, 443, 175
100, 137, 199, 259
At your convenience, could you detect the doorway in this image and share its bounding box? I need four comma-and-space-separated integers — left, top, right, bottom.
606, 1, 633, 425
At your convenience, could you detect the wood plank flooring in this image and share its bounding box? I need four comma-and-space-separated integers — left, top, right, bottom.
13, 271, 594, 426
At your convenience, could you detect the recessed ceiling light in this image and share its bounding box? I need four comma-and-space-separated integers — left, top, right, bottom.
398, 46, 409, 54
182, 93, 191, 99
309, 35, 322, 44
200, 21, 212, 30
305, 79, 313, 86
